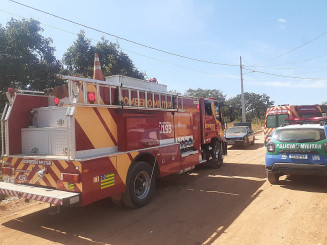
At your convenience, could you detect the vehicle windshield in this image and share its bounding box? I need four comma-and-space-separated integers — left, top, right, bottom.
226, 127, 247, 134
272, 128, 326, 143
266, 114, 289, 128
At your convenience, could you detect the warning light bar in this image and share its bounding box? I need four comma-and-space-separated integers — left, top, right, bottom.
282, 117, 327, 126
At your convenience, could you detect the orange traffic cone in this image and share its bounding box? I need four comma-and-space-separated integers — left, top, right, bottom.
93, 53, 104, 80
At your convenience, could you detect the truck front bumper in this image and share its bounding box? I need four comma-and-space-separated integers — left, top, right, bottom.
226, 139, 247, 145
0, 182, 80, 206
268, 163, 327, 176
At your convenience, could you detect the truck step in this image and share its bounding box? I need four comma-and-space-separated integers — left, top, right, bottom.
0, 182, 79, 206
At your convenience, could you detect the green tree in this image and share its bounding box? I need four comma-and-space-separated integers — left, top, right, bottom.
226, 92, 274, 121
0, 18, 62, 109
63, 31, 145, 79
184, 88, 226, 102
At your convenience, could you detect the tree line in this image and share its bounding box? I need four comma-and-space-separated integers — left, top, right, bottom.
0, 18, 274, 121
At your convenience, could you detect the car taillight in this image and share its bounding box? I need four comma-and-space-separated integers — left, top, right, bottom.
8, 88, 15, 94
267, 142, 275, 152
54, 97, 60, 105
1, 167, 15, 176
61, 173, 80, 183
324, 142, 327, 153
88, 92, 96, 103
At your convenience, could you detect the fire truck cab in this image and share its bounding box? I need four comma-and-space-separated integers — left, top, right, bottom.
0, 66, 227, 208
264, 105, 323, 145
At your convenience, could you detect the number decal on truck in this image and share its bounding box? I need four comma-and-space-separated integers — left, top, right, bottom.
159, 122, 172, 134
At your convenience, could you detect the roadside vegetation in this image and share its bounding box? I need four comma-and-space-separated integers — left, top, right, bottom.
0, 18, 273, 123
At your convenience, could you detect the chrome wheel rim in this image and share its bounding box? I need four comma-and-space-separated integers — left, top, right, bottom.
134, 170, 151, 199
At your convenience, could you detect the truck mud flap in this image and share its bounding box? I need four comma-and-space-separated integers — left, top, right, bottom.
0, 182, 80, 206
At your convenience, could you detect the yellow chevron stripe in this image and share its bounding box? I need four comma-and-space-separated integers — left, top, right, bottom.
75, 107, 115, 148
51, 164, 61, 180
76, 183, 83, 192
11, 158, 18, 166
114, 154, 133, 185
17, 161, 24, 170
59, 160, 69, 170
111, 151, 139, 185
45, 174, 56, 187
38, 178, 46, 186
76, 84, 117, 145
97, 108, 118, 143
130, 151, 139, 159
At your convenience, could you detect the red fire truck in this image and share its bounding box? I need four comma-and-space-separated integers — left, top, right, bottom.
0, 55, 227, 208
264, 105, 326, 145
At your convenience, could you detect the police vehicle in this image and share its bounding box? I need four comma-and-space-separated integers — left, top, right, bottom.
265, 118, 327, 184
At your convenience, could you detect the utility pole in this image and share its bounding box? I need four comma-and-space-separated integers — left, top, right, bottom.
240, 56, 246, 122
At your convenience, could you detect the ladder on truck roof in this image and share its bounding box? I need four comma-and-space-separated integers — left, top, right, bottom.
59, 75, 188, 111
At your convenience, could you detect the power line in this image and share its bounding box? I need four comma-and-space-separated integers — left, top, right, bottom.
243, 67, 327, 80
245, 64, 327, 71
251, 32, 327, 67
0, 8, 235, 79
9, 0, 238, 67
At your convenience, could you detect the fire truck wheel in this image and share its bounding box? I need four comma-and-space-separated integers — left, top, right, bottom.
122, 161, 155, 208
208, 142, 223, 169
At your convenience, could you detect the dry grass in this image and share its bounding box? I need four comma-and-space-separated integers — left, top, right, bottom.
227, 120, 264, 133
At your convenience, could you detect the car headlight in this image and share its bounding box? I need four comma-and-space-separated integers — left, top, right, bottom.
267, 142, 275, 152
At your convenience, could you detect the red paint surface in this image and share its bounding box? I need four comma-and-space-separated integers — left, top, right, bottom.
156, 144, 181, 177
8, 94, 48, 155
118, 111, 161, 151
81, 157, 124, 206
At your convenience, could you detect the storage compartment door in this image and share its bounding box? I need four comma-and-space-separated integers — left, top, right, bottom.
21, 129, 49, 155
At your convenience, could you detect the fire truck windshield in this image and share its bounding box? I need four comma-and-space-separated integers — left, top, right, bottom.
266, 114, 289, 128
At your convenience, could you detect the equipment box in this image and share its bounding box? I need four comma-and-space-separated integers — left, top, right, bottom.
32, 106, 68, 128
21, 127, 69, 156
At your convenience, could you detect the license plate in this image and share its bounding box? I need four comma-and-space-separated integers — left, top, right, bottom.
289, 154, 308, 159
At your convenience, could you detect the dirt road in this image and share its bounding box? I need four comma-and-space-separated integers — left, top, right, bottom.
1, 133, 327, 245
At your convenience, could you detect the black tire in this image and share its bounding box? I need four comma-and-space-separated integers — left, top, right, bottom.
267, 170, 279, 185
122, 161, 155, 208
207, 142, 223, 169
251, 136, 255, 145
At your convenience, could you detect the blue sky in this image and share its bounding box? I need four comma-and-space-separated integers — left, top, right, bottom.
1, 0, 327, 105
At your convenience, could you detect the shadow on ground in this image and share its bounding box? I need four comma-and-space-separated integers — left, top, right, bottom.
228, 142, 265, 151
279, 175, 327, 194
3, 162, 267, 245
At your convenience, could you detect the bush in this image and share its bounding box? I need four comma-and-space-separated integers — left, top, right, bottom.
226, 118, 264, 133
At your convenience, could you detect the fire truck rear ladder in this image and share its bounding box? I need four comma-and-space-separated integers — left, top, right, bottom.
60, 75, 186, 111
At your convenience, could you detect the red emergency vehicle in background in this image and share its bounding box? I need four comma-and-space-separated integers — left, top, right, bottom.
264, 104, 327, 145
0, 54, 227, 208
